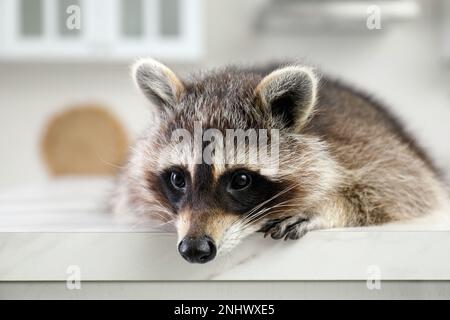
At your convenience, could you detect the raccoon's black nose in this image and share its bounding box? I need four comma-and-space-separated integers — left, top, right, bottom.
178, 235, 217, 264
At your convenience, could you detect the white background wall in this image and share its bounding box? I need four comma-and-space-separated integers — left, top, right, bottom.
0, 0, 449, 190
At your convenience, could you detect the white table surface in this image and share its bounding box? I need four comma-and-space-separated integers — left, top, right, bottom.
0, 177, 449, 282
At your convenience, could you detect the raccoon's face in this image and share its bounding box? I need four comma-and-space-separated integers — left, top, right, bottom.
128, 58, 329, 264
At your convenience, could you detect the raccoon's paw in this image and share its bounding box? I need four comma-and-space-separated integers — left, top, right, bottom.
260, 216, 310, 241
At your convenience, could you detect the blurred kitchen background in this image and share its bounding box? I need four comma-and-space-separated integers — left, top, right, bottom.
0, 0, 449, 190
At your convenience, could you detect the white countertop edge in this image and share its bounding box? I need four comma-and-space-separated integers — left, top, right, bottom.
0, 229, 449, 281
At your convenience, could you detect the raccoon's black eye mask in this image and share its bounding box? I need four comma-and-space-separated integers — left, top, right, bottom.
157, 166, 287, 216
159, 166, 190, 210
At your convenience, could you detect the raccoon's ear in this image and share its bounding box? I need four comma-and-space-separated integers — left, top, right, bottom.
255, 66, 319, 129
132, 58, 185, 110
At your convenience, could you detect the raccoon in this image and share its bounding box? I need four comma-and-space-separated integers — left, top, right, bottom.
112, 58, 449, 264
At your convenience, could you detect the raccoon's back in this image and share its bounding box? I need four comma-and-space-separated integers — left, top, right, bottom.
304, 77, 438, 175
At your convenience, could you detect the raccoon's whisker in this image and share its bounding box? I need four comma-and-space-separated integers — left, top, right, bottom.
242, 203, 297, 228
240, 199, 295, 226
146, 200, 176, 221
96, 152, 127, 170
140, 203, 174, 222
147, 204, 173, 217
239, 200, 301, 230
227, 200, 299, 237
236, 183, 300, 224
145, 210, 172, 222
227, 199, 297, 237
151, 219, 175, 228
242, 192, 298, 222
131, 199, 174, 222
131, 219, 174, 230
150, 211, 172, 222
150, 199, 175, 214
240, 207, 271, 225
130, 211, 175, 229
245, 207, 299, 228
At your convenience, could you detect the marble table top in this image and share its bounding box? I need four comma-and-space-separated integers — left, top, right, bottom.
1, 177, 449, 281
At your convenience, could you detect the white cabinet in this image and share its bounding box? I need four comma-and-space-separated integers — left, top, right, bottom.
443, 0, 450, 60
0, 0, 202, 61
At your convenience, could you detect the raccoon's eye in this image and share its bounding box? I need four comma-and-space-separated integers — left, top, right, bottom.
170, 171, 186, 189
230, 172, 252, 190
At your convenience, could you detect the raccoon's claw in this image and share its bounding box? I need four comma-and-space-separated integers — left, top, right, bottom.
261, 216, 309, 240
259, 218, 288, 235
283, 221, 308, 240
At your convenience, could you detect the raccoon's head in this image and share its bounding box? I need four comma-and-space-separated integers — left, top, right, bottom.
124, 58, 338, 263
